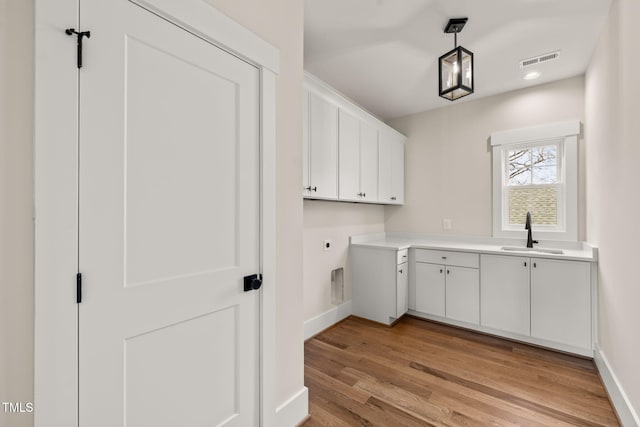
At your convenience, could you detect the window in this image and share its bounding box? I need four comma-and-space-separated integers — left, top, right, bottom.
505, 141, 563, 230
491, 121, 580, 241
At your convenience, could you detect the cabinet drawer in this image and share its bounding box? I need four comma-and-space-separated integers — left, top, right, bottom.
396, 249, 409, 264
415, 249, 478, 268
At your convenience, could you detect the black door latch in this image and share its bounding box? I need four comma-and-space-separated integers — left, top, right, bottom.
244, 274, 262, 292
65, 28, 91, 69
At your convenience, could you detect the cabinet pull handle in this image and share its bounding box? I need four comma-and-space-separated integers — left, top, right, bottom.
440, 268, 443, 274
311, 186, 317, 192
524, 261, 527, 267
391, 196, 396, 201
446, 269, 450, 275
304, 186, 311, 191
402, 255, 407, 259
399, 269, 403, 274
442, 256, 447, 260
533, 262, 537, 268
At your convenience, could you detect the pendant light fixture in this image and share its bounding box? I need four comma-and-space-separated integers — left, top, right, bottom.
439, 18, 474, 101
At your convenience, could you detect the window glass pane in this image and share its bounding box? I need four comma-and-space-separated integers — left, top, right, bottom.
531, 145, 558, 184
508, 148, 531, 185
441, 51, 457, 89
532, 145, 557, 166
461, 53, 472, 87
532, 166, 557, 184
508, 186, 558, 225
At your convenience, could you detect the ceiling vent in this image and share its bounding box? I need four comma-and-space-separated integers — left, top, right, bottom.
520, 51, 561, 68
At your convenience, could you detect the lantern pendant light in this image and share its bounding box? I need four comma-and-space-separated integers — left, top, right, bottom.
439, 18, 474, 101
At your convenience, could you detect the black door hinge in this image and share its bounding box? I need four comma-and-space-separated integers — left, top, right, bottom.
76, 273, 82, 304
243, 274, 262, 292
65, 28, 91, 69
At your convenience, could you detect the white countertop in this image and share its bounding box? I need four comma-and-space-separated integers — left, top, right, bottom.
350, 232, 598, 262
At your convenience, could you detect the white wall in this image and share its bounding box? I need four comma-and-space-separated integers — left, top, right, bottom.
0, 1, 34, 426
386, 76, 586, 239
303, 200, 384, 322
586, 0, 640, 420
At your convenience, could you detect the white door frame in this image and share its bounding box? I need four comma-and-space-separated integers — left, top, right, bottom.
33, 1, 279, 425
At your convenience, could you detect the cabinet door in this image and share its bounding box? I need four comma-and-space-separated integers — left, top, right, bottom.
390, 136, 405, 204
378, 130, 393, 203
309, 92, 338, 199
396, 262, 408, 318
480, 254, 530, 335
415, 262, 445, 317
531, 258, 591, 349
360, 122, 378, 202
338, 110, 360, 201
302, 90, 310, 195
446, 266, 479, 325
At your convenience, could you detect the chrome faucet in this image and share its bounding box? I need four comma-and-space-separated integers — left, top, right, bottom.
525, 211, 539, 248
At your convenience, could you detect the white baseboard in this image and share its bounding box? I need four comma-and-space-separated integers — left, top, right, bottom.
304, 300, 352, 341
594, 344, 640, 426
275, 387, 309, 427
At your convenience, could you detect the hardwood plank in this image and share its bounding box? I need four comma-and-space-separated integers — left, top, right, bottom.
303, 316, 620, 427
326, 336, 573, 426
326, 319, 616, 422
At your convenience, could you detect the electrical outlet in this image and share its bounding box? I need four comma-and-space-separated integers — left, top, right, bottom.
443, 218, 452, 230
323, 239, 332, 251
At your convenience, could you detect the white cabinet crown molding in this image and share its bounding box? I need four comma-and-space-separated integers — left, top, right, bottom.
303, 71, 406, 142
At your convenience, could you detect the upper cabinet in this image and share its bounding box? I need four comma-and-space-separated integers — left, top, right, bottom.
378, 129, 405, 205
302, 90, 338, 199
303, 73, 406, 205
338, 110, 378, 202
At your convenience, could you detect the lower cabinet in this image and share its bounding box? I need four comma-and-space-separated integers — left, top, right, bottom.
351, 243, 594, 356
414, 249, 479, 325
415, 262, 445, 316
480, 254, 592, 352
530, 258, 591, 350
480, 254, 531, 336
396, 262, 408, 318
446, 267, 480, 324
351, 246, 408, 325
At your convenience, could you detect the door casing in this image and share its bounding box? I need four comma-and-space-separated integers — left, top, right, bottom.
33, 1, 279, 425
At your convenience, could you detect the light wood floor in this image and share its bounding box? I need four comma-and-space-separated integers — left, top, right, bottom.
303, 316, 619, 426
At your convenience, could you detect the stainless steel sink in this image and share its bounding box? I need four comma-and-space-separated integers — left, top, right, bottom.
500, 246, 564, 255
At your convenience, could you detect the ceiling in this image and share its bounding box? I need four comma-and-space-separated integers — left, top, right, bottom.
304, 0, 611, 120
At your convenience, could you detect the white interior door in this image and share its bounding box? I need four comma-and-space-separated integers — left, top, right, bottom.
78, 1, 261, 426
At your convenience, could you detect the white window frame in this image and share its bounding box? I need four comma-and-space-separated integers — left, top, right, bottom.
491, 120, 580, 241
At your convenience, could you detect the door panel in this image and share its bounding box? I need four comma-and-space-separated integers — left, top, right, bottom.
360, 122, 378, 201
445, 266, 479, 325
79, 2, 260, 426
125, 307, 238, 426
415, 262, 445, 316
480, 254, 530, 335
309, 93, 338, 198
302, 90, 310, 194
338, 110, 360, 200
391, 136, 405, 204
396, 263, 408, 317
531, 259, 591, 349
125, 35, 241, 285
378, 131, 392, 203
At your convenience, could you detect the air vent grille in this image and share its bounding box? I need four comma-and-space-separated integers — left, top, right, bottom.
520, 51, 560, 68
